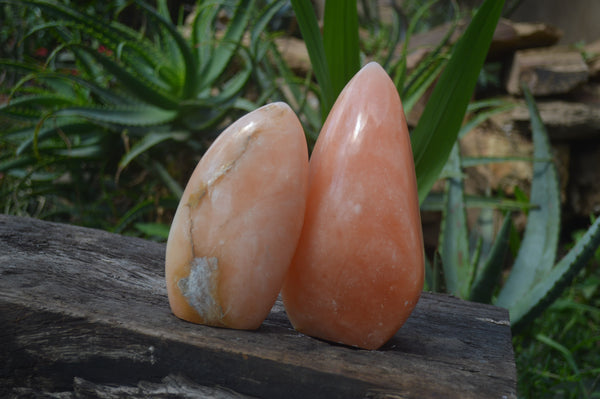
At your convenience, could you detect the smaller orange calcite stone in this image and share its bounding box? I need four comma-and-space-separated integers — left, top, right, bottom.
281, 62, 424, 349
165, 102, 309, 330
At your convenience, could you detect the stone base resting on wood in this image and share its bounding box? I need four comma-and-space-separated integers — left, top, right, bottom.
0, 215, 517, 399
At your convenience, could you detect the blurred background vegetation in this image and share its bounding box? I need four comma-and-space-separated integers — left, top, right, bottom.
1, 0, 598, 397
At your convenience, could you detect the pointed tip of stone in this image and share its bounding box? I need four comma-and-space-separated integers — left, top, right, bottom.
361, 61, 386, 75
351, 61, 393, 89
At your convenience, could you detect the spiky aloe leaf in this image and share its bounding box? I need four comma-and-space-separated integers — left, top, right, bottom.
118, 130, 189, 173
15, 121, 98, 155
0, 94, 79, 110
54, 106, 178, 126
211, 50, 253, 104
424, 251, 445, 293
54, 144, 106, 159
438, 144, 472, 298
191, 1, 222, 71
422, 192, 534, 212
510, 215, 600, 331
0, 156, 38, 173
12, 0, 190, 104
13, 0, 161, 68
458, 101, 517, 139
154, 0, 184, 77
133, 0, 196, 98
68, 45, 179, 109
251, 0, 288, 61
469, 213, 512, 303
17, 0, 144, 44
461, 156, 544, 168
198, 0, 254, 92
495, 87, 561, 311
0, 59, 133, 106
411, 0, 504, 204
42, 73, 133, 106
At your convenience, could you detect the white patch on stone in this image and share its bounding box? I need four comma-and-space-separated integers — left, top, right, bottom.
177, 257, 224, 322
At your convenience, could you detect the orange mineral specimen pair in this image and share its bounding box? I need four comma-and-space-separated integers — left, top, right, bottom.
165, 62, 424, 350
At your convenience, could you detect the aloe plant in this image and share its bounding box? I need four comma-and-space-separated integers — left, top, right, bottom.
497, 88, 600, 331
435, 87, 600, 331
0, 0, 281, 232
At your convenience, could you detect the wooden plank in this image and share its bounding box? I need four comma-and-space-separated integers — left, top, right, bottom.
0, 215, 517, 399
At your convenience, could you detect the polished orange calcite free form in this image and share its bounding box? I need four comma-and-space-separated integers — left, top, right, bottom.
281, 62, 425, 349
165, 102, 309, 330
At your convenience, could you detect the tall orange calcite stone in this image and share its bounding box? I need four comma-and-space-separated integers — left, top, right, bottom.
281, 62, 424, 350
165, 102, 309, 330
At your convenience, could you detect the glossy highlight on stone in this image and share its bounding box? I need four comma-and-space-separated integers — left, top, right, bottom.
281, 62, 424, 350
165, 102, 309, 330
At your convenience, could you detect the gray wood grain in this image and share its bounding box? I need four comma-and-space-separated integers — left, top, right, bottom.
0, 215, 517, 398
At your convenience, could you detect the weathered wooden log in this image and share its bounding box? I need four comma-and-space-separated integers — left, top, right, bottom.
406, 18, 561, 59
494, 92, 600, 140
0, 215, 517, 399
506, 47, 589, 96
585, 38, 600, 79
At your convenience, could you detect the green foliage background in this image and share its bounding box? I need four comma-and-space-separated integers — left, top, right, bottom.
1, 0, 599, 396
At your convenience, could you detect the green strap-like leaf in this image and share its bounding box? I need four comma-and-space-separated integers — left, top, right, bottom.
153, 161, 183, 199
401, 56, 446, 116
263, 40, 321, 141
495, 86, 561, 311
393, 0, 440, 91
290, 0, 334, 122
322, 0, 360, 105
411, 0, 505, 204
134, 222, 171, 240
535, 334, 586, 396
399, 3, 458, 99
